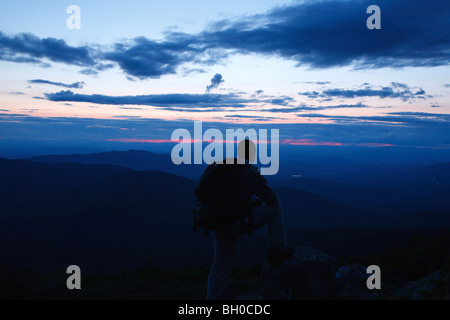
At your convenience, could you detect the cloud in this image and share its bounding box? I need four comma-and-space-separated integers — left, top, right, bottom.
322, 87, 422, 100
42, 89, 381, 113
263, 96, 295, 106
119, 107, 145, 110
281, 139, 344, 146
299, 91, 321, 99
158, 107, 228, 112
2, 112, 450, 149
300, 84, 428, 101
389, 111, 450, 118
42, 90, 315, 111
263, 102, 370, 113
281, 139, 394, 147
107, 0, 449, 75
206, 73, 225, 92
79, 68, 99, 75
297, 111, 450, 126
112, 115, 142, 119
223, 114, 281, 121
0, 31, 95, 66
300, 81, 331, 85
9, 91, 24, 95
197, 0, 450, 70
28, 79, 85, 89
86, 125, 119, 129
43, 90, 251, 108
155, 107, 221, 112
102, 35, 212, 79
391, 82, 409, 89
2, 0, 449, 79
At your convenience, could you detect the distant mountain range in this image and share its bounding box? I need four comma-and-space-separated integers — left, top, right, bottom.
24, 149, 450, 214
24, 150, 205, 180
1, 150, 449, 273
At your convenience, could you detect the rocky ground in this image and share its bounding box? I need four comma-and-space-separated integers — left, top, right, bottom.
240, 246, 450, 300
1, 244, 449, 299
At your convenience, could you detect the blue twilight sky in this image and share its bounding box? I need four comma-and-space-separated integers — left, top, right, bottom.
0, 0, 449, 152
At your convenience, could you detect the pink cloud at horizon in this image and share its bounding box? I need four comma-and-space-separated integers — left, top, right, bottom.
281, 139, 343, 146
107, 138, 395, 147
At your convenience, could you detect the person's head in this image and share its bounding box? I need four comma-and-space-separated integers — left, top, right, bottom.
237, 139, 256, 163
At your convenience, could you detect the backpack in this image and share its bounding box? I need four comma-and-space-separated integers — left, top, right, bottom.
193, 160, 254, 235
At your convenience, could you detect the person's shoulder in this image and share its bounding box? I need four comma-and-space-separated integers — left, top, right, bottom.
240, 164, 265, 180
246, 164, 259, 172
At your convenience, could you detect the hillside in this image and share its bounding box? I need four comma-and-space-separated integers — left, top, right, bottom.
0, 158, 377, 272
24, 150, 205, 180
24, 149, 450, 214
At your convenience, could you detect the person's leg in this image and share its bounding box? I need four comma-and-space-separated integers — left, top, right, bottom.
206, 231, 238, 300
250, 204, 287, 249
250, 205, 293, 267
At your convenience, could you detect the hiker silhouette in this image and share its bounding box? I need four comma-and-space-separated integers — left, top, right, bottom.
194, 139, 293, 300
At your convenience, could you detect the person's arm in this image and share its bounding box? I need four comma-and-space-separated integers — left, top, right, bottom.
246, 167, 279, 206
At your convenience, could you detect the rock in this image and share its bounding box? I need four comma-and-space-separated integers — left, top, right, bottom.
336, 263, 368, 287
261, 246, 337, 299
335, 263, 376, 299
395, 270, 450, 300
232, 291, 263, 300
